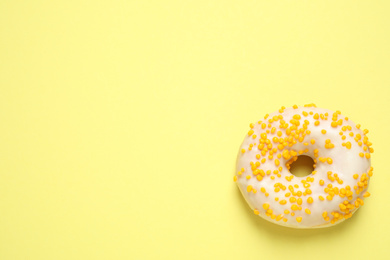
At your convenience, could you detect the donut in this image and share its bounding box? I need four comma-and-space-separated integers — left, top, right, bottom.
235, 104, 373, 228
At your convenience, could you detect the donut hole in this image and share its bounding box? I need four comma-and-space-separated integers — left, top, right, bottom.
289, 155, 315, 177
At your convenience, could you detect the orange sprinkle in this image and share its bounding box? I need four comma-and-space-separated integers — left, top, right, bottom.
279, 200, 287, 205
363, 191, 370, 197
291, 205, 300, 211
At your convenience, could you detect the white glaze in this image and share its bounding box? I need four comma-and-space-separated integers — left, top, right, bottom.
236, 106, 372, 228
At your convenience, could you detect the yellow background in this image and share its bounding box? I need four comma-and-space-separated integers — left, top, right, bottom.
1, 1, 389, 259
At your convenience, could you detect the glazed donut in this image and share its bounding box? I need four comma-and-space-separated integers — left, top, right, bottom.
235, 104, 374, 228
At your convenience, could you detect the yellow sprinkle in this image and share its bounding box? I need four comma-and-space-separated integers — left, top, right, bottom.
262, 203, 270, 210
254, 209, 260, 215
233, 176, 238, 182
247, 185, 253, 192
321, 129, 326, 134
291, 205, 299, 211
363, 191, 370, 197
279, 200, 287, 205
241, 149, 245, 154
296, 217, 302, 223
275, 159, 280, 166
319, 196, 325, 201
307, 197, 313, 204
305, 209, 311, 214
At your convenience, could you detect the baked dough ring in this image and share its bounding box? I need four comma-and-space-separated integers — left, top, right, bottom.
235, 104, 373, 228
